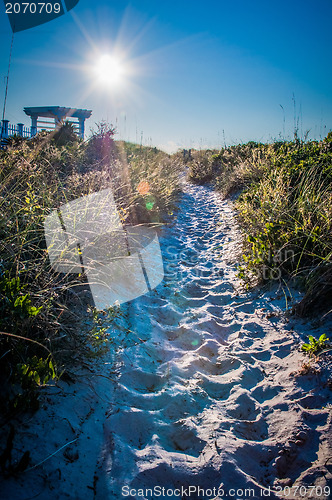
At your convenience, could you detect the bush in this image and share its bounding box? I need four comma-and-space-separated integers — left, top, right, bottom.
188, 150, 213, 183
52, 121, 80, 147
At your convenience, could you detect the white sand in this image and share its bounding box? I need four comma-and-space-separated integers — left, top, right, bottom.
1, 182, 331, 500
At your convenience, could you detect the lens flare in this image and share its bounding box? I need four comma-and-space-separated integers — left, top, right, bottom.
94, 54, 124, 87
137, 180, 150, 195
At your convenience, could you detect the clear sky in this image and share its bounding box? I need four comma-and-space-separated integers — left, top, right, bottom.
1, 0, 331, 152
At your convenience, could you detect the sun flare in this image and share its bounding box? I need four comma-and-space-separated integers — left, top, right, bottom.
94, 54, 125, 87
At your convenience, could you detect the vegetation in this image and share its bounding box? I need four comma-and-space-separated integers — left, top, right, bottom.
187, 133, 332, 317
0, 123, 181, 419
2, 122, 331, 418
301, 334, 330, 357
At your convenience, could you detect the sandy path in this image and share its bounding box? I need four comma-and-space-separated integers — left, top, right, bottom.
1, 182, 331, 500
101, 183, 332, 499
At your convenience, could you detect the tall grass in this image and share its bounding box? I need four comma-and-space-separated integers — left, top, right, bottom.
0, 124, 181, 417
187, 133, 332, 317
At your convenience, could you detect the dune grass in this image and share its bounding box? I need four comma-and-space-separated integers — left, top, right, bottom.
0, 124, 181, 418
188, 133, 332, 317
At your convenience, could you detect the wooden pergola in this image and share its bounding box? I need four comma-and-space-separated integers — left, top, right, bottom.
24, 106, 92, 139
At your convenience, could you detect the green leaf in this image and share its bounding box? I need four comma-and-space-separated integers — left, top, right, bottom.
301, 344, 311, 351
33, 371, 40, 385
27, 305, 43, 317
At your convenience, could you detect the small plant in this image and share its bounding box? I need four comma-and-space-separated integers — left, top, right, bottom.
301, 334, 330, 356
0, 273, 43, 325
17, 355, 57, 389
84, 305, 124, 357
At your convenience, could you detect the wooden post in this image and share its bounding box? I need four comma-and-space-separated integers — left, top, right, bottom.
78, 117, 85, 139
1, 119, 9, 138
31, 115, 37, 136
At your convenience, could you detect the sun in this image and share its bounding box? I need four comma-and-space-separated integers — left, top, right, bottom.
94, 54, 125, 87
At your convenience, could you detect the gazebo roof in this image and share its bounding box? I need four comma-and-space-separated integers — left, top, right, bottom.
24, 106, 92, 119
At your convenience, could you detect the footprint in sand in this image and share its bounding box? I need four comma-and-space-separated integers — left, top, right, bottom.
103, 183, 330, 498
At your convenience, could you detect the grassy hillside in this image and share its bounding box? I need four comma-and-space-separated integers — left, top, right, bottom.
0, 124, 181, 418
188, 134, 332, 317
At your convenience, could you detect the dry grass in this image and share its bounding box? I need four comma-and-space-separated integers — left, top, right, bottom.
0, 125, 182, 417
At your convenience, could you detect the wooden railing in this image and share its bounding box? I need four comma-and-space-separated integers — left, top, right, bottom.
1, 120, 34, 140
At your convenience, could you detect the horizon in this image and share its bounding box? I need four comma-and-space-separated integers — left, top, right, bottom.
1, 0, 332, 153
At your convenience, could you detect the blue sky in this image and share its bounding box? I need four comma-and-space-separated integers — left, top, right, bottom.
0, 0, 331, 152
